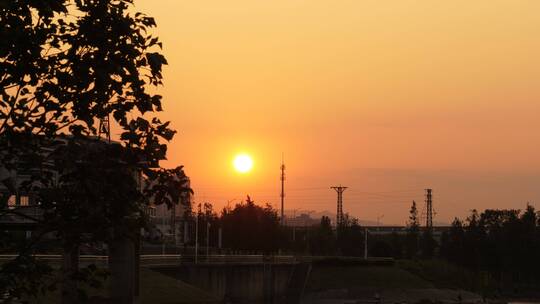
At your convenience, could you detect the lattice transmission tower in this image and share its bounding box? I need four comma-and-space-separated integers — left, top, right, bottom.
331, 185, 348, 227
425, 188, 433, 230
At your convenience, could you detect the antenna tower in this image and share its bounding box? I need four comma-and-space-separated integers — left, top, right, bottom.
280, 154, 285, 226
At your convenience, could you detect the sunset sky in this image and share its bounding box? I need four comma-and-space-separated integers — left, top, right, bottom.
136, 0, 540, 225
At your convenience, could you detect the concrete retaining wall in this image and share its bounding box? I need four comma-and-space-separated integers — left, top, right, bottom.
153, 263, 295, 304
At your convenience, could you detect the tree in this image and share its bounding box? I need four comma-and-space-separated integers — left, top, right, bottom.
220, 196, 281, 253
420, 228, 437, 258
462, 209, 484, 271
519, 204, 538, 280
309, 216, 336, 255
1, 1, 188, 302
405, 200, 420, 258
440, 218, 465, 265
438, 204, 540, 292
336, 214, 364, 256
195, 202, 218, 250
1, 0, 169, 139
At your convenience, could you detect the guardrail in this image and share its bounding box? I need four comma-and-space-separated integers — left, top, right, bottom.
0, 254, 110, 267
174, 254, 297, 265
0, 254, 298, 266
0, 254, 393, 267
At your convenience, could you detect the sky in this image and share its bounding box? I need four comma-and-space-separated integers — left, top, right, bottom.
135, 0, 540, 225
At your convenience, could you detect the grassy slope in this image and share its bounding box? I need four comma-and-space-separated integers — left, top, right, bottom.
26, 268, 219, 304
397, 259, 480, 291
305, 261, 484, 302
306, 265, 434, 292
138, 268, 220, 304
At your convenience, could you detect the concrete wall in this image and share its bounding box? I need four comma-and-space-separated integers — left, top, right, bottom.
153, 263, 295, 304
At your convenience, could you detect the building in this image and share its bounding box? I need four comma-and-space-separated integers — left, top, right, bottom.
0, 136, 191, 243
285, 213, 319, 227
144, 177, 192, 245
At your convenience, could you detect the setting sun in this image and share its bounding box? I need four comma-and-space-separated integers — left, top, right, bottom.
233, 154, 253, 173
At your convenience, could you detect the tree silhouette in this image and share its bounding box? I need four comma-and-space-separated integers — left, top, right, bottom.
336, 214, 364, 256
438, 205, 540, 292
220, 196, 281, 253
462, 210, 483, 271
0, 1, 189, 302
405, 200, 420, 258
420, 228, 437, 258
440, 217, 465, 265
309, 216, 336, 255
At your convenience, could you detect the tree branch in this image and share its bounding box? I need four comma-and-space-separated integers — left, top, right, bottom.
0, 85, 22, 134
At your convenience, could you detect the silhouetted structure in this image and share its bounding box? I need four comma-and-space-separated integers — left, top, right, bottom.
144, 178, 192, 245
280, 154, 285, 226
425, 188, 433, 230
221, 197, 281, 252
285, 213, 319, 227
331, 185, 348, 226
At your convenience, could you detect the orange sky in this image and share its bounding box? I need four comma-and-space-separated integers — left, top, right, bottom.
135, 0, 540, 225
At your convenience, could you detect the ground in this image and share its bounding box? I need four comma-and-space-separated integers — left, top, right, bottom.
138, 268, 220, 304
24, 268, 220, 304
303, 261, 484, 304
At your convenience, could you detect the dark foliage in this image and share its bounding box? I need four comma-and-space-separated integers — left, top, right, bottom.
440, 204, 540, 290
420, 229, 437, 258
309, 216, 336, 255
336, 215, 365, 256
0, 0, 190, 301
220, 196, 281, 253
405, 200, 420, 258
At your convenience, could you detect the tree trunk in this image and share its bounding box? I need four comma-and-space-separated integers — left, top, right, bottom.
109, 231, 139, 304
62, 244, 79, 304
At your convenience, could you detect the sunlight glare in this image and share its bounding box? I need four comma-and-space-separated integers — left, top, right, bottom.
233, 154, 253, 173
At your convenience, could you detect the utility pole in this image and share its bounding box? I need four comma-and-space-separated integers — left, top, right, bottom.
206, 222, 210, 259
291, 209, 297, 242
171, 203, 176, 246
364, 227, 368, 259
376, 215, 384, 226
195, 203, 200, 264
218, 227, 222, 249
331, 185, 348, 227
425, 188, 433, 230
280, 153, 285, 226
161, 206, 165, 255
183, 221, 189, 245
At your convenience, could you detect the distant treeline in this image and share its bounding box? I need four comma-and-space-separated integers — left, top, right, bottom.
184, 198, 540, 289
440, 205, 539, 285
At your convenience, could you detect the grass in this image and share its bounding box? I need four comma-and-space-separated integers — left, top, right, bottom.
306, 259, 481, 292
24, 268, 220, 304
306, 264, 434, 292
138, 268, 219, 303
304, 261, 487, 302
397, 259, 481, 291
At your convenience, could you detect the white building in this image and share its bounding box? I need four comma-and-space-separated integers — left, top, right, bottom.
144, 178, 192, 245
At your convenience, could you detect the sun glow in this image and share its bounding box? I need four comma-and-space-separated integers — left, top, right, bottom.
233, 154, 253, 173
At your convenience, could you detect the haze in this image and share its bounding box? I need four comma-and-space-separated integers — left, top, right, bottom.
136, 0, 540, 224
